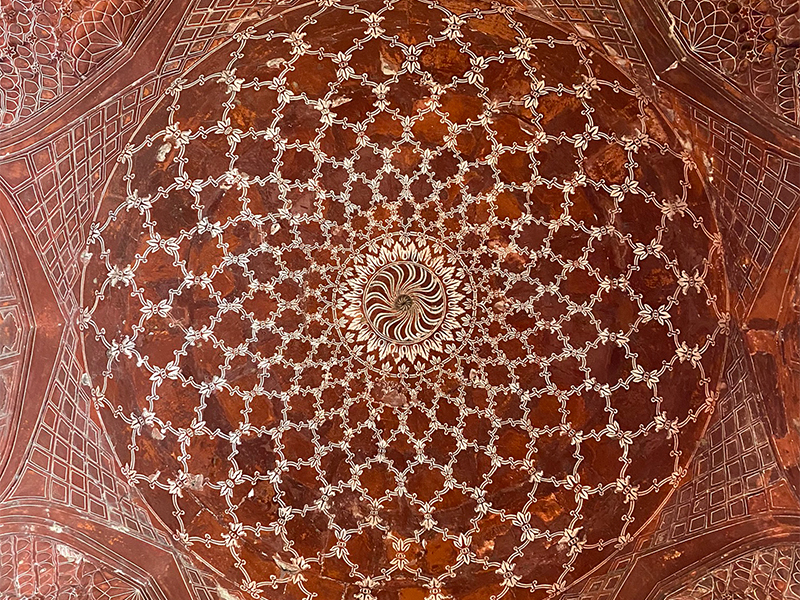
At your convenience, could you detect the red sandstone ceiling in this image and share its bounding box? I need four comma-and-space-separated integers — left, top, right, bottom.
0, 0, 798, 599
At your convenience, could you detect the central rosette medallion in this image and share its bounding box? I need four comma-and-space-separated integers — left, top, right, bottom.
336, 235, 472, 373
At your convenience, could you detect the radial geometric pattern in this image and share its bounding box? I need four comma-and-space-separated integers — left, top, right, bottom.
77, 1, 733, 598
0, 534, 149, 600
665, 0, 738, 71
0, 0, 149, 127
72, 0, 147, 75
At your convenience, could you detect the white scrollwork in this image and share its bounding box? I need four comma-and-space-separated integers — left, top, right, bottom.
336, 235, 472, 371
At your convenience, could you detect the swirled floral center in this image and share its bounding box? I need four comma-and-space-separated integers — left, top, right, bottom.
364, 261, 447, 345
337, 235, 472, 372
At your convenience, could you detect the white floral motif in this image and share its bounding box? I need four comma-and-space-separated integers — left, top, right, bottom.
337, 236, 470, 370
80, 1, 729, 597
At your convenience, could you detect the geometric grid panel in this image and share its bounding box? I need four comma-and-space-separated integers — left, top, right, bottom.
523, 0, 651, 84
648, 328, 780, 549
563, 326, 789, 600
8, 322, 168, 546
0, 75, 161, 311
160, 0, 296, 78
0, 1, 797, 600
665, 544, 800, 600
681, 102, 800, 311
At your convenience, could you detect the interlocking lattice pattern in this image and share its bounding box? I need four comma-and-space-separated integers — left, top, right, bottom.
8, 322, 169, 544
80, 1, 729, 597
0, 74, 163, 312
523, 0, 651, 84
649, 328, 779, 548
160, 0, 298, 78
680, 103, 800, 311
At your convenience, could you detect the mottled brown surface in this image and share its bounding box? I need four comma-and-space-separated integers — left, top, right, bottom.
0, 0, 797, 598
80, 2, 728, 597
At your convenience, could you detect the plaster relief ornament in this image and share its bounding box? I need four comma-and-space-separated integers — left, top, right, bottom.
80, 0, 730, 598
0, 0, 150, 127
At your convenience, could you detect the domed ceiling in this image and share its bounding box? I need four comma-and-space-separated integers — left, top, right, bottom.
0, 0, 798, 600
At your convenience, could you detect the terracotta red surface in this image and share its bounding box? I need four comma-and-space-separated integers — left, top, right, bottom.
0, 0, 798, 599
